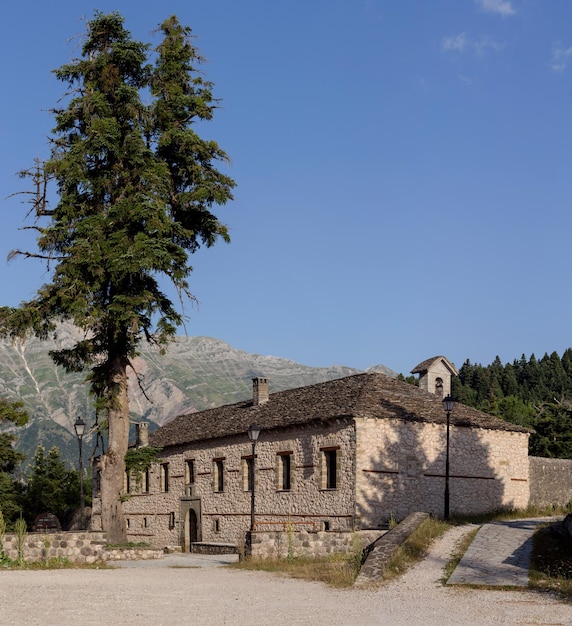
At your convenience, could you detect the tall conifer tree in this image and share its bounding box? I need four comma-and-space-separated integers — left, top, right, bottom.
2, 12, 234, 542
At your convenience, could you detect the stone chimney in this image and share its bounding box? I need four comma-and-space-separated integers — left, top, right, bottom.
252, 377, 269, 405
135, 422, 149, 447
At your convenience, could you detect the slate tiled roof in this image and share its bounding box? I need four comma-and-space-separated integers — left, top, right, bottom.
150, 373, 529, 449
411, 356, 459, 376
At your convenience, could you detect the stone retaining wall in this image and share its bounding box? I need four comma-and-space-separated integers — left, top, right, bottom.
529, 456, 572, 508
248, 529, 358, 559
1, 531, 163, 564
354, 511, 429, 588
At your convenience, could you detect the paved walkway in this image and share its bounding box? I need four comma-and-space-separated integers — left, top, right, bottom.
447, 518, 551, 587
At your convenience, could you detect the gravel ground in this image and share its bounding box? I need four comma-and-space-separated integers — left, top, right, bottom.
0, 526, 570, 626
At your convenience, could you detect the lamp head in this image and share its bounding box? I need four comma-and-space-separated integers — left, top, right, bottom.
247, 422, 261, 442
74, 416, 86, 438
442, 396, 455, 413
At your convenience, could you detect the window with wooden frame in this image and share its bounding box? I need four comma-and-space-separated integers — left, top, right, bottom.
185, 459, 196, 485
160, 463, 170, 493
321, 447, 339, 490
276, 452, 292, 491
242, 456, 254, 492
213, 458, 225, 492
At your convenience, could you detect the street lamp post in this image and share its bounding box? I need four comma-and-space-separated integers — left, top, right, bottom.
247, 423, 261, 533
442, 396, 455, 521
74, 416, 86, 525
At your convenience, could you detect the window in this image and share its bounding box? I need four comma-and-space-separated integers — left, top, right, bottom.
169, 512, 175, 529
185, 459, 195, 485
213, 459, 224, 492
242, 456, 254, 492
143, 517, 148, 528
93, 469, 101, 496
321, 448, 338, 490
160, 463, 170, 493
277, 452, 292, 491
213, 519, 220, 533
144, 469, 150, 493
124, 471, 131, 494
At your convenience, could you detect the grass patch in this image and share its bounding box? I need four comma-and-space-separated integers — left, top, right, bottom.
233, 518, 449, 588
0, 557, 108, 570
378, 517, 450, 584
530, 523, 572, 598
450, 503, 572, 526
442, 526, 480, 583
232, 552, 360, 588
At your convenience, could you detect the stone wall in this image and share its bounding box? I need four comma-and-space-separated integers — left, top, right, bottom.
355, 419, 529, 526
248, 529, 358, 559
529, 456, 572, 508
99, 419, 357, 549
1, 532, 106, 564
1, 531, 163, 564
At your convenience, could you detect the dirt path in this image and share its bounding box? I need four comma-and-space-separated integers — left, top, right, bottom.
0, 527, 569, 625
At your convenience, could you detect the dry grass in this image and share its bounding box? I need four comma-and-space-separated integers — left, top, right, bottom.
442, 526, 480, 583
233, 518, 449, 588
450, 502, 572, 526
0, 557, 109, 570
232, 552, 361, 588
377, 517, 450, 583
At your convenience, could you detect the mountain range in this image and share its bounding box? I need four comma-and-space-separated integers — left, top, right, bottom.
0, 324, 395, 469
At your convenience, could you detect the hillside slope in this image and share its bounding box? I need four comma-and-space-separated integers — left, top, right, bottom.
0, 326, 394, 466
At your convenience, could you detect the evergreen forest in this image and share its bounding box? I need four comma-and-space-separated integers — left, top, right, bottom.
444, 351, 572, 459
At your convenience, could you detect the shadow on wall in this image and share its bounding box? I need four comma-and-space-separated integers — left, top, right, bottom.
356, 408, 514, 527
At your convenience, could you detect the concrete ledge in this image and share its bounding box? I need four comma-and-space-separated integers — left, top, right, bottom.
191, 542, 238, 555
354, 512, 429, 588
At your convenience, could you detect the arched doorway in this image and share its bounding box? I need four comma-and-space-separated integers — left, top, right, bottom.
189, 509, 198, 545
180, 499, 201, 552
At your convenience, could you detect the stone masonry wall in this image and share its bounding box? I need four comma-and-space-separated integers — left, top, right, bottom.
98, 419, 357, 549
355, 419, 529, 526
1, 531, 164, 564
1, 532, 106, 564
249, 529, 357, 560
529, 456, 572, 508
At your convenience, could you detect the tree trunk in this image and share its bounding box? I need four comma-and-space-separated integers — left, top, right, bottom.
99, 353, 130, 544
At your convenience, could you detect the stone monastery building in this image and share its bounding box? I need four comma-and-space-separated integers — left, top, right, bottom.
92, 357, 530, 550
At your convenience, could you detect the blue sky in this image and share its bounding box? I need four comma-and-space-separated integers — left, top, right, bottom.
1, 0, 572, 376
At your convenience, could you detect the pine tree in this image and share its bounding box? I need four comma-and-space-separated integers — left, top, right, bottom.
24, 445, 80, 526
0, 399, 28, 527
2, 12, 234, 542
